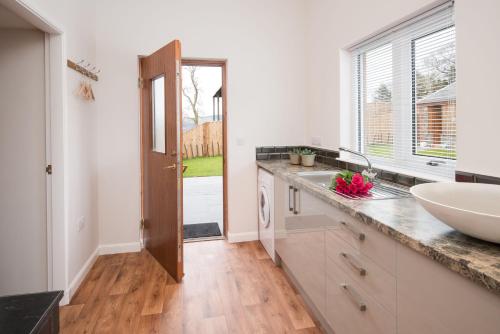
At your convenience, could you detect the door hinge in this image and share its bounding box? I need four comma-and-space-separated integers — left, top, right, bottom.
46, 164, 52, 175
138, 77, 144, 88
140, 218, 145, 229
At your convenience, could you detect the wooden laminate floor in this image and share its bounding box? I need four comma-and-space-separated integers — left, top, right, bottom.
60, 240, 322, 333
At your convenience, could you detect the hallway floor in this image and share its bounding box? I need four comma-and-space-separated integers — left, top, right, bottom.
59, 241, 321, 333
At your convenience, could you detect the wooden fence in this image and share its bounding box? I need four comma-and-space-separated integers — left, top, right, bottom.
183, 121, 222, 159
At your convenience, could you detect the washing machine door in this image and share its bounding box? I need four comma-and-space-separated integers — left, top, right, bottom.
259, 186, 271, 228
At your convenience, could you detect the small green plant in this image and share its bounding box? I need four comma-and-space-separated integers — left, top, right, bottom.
300, 148, 315, 156
290, 148, 302, 155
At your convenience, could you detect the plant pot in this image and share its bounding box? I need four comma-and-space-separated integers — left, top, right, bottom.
289, 153, 301, 165
301, 154, 316, 167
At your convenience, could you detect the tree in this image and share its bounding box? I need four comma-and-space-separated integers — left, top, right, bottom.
373, 83, 392, 102
182, 66, 201, 125
416, 72, 449, 98
424, 42, 456, 83
417, 42, 456, 98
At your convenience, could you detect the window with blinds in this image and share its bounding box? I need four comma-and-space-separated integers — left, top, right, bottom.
349, 2, 456, 180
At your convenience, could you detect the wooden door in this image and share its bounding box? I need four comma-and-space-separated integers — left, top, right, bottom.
140, 40, 183, 281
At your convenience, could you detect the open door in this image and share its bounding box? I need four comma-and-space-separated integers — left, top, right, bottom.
140, 40, 183, 281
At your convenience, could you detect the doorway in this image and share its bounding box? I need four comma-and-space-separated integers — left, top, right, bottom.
181, 59, 227, 241
139, 49, 228, 281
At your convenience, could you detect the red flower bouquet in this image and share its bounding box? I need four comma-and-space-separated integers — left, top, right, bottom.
330, 170, 373, 196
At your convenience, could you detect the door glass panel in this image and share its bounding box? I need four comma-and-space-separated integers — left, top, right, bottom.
152, 76, 166, 153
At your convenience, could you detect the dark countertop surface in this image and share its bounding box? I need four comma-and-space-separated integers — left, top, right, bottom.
257, 159, 500, 295
0, 291, 63, 334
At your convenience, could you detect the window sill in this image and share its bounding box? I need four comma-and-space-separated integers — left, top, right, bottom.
336, 157, 454, 183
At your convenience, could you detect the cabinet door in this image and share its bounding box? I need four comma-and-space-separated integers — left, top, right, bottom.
274, 177, 292, 261
397, 244, 500, 334
274, 179, 299, 265
276, 182, 336, 316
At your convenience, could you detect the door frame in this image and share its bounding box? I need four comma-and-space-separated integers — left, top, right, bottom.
181, 58, 228, 238
1, 0, 67, 300
139, 57, 228, 242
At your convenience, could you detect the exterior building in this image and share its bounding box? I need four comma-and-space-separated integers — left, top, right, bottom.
416, 82, 456, 150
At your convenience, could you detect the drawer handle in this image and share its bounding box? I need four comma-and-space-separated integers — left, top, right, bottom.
340, 221, 365, 241
340, 252, 367, 276
341, 284, 367, 312
289, 186, 294, 212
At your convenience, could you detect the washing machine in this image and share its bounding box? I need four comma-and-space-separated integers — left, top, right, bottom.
258, 168, 275, 262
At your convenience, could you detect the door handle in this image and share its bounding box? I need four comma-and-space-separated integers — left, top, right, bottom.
163, 164, 177, 170
289, 186, 294, 212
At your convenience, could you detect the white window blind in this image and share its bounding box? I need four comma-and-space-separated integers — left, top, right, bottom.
349, 2, 456, 180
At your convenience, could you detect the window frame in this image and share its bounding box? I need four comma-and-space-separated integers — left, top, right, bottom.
352, 16, 456, 179
411, 25, 456, 161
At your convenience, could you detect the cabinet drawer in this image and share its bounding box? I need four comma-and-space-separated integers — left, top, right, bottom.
326, 230, 396, 315
326, 256, 396, 334
327, 206, 396, 275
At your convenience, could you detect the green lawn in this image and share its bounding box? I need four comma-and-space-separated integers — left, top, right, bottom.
415, 148, 456, 159
366, 143, 393, 158
365, 144, 456, 159
183, 156, 223, 178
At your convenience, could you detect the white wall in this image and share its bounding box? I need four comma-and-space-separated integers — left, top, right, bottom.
305, 0, 438, 150
305, 0, 500, 178
19, 0, 99, 297
95, 0, 308, 244
455, 0, 500, 177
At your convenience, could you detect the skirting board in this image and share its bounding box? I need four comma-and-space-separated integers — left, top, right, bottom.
227, 231, 258, 243
64, 246, 99, 305
98, 242, 142, 255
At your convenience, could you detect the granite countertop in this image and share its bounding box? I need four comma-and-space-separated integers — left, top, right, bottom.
257, 159, 500, 295
0, 291, 63, 333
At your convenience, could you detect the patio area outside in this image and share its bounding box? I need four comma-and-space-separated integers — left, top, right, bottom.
182, 65, 224, 239
183, 173, 223, 238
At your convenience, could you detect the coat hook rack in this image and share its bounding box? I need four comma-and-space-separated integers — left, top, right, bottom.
67, 59, 99, 81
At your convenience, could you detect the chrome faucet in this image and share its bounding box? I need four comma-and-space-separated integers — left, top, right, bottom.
339, 147, 377, 181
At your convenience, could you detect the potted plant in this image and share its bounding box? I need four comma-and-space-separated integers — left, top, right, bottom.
289, 148, 302, 165
300, 148, 316, 167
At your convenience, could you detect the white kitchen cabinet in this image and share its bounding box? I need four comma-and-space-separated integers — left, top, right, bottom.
397, 243, 500, 334
326, 254, 396, 334
272, 173, 500, 334
326, 229, 396, 315
274, 177, 336, 317
323, 204, 397, 334
332, 212, 397, 276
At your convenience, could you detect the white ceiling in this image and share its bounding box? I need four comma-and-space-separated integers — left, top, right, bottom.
0, 3, 36, 29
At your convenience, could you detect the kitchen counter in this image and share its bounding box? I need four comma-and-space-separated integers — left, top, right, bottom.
257, 159, 500, 295
0, 291, 63, 333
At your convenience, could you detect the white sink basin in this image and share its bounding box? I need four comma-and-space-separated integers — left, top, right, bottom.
410, 182, 500, 243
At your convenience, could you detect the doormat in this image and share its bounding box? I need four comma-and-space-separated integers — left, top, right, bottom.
184, 222, 221, 239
